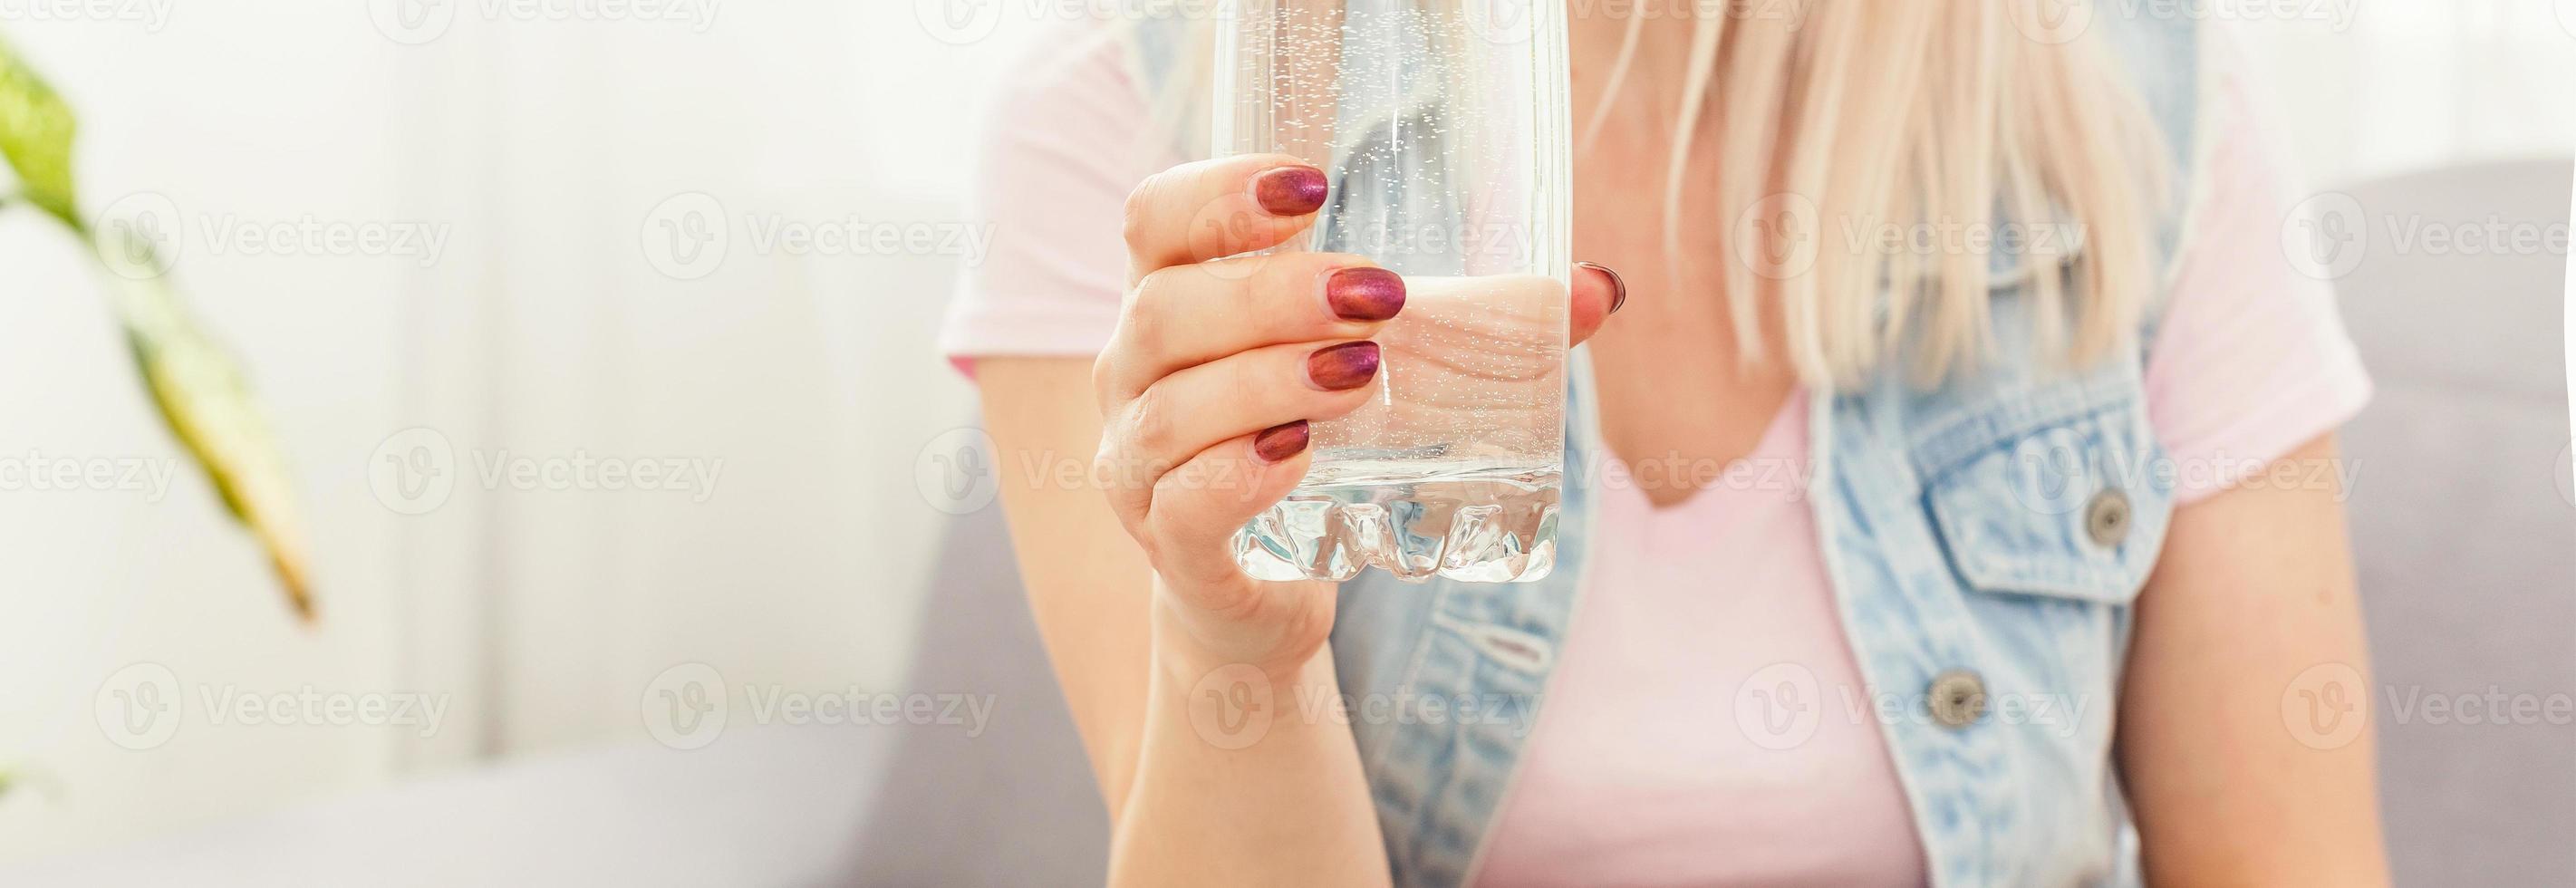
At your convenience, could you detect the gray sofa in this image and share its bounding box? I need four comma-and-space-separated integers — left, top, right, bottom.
9, 160, 2570, 887
2329, 159, 2576, 886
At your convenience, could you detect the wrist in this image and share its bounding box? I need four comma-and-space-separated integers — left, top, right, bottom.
1148, 596, 1338, 755
1152, 594, 1300, 683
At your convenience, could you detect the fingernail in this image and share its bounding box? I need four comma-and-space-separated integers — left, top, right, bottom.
1253, 421, 1310, 464
1253, 166, 1330, 217
1307, 341, 1381, 391
1326, 267, 1405, 322
1578, 261, 1627, 315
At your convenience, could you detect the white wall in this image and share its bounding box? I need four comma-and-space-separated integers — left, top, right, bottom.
2234, 0, 2576, 187
0, 0, 1009, 859
0, 3, 416, 854
0, 0, 2565, 861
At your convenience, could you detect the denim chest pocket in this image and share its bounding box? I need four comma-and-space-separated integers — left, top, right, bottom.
1918, 394, 2174, 605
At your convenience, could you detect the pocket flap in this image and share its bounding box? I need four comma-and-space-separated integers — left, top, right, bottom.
1925, 413, 2171, 604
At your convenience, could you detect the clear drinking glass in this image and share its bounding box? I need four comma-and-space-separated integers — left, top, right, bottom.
1213, 0, 1571, 583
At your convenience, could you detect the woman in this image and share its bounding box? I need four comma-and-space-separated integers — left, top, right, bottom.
942, 2, 2388, 885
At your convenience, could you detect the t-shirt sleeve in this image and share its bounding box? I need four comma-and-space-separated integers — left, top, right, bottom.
2143, 30, 2373, 504
937, 26, 1177, 375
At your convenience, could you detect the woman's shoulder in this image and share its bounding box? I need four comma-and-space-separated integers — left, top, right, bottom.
972, 15, 1202, 174
980, 18, 1149, 139
942, 16, 1184, 366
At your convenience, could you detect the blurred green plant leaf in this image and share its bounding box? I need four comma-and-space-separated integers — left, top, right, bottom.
1, 34, 314, 620
0, 764, 64, 806
0, 36, 80, 227
101, 249, 316, 619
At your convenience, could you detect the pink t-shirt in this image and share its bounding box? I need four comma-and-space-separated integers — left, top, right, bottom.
940, 25, 2369, 888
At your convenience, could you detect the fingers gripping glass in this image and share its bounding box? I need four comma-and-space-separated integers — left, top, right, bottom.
1213, 0, 1572, 583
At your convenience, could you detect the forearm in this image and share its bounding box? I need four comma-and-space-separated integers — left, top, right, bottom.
977, 358, 1160, 816
1109, 598, 1391, 888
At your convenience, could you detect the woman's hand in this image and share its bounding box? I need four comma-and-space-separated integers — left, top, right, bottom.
1095, 152, 1625, 675
970, 153, 1617, 886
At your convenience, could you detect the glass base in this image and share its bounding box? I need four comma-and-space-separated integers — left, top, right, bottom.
1231, 462, 1560, 584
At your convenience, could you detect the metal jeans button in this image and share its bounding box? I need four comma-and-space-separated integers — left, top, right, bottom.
1929, 670, 1987, 729
2085, 487, 2132, 548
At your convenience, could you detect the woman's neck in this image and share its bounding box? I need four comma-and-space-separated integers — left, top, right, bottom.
1564, 3, 1703, 144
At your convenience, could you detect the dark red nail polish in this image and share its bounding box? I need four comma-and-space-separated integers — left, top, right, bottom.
1307, 341, 1381, 391
1578, 261, 1627, 315
1253, 166, 1330, 217
1253, 421, 1310, 463
1326, 267, 1405, 322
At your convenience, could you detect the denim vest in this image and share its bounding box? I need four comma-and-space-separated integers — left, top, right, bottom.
1133, 10, 2204, 886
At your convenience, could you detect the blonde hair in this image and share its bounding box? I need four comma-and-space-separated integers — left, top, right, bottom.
1137, 1, 2169, 386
